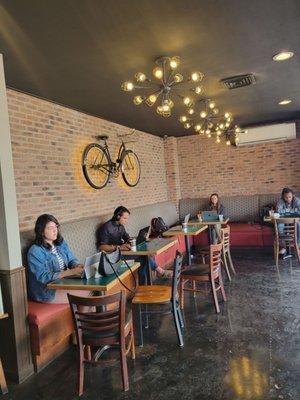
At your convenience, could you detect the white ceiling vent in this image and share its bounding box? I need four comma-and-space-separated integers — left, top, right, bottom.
236, 122, 296, 146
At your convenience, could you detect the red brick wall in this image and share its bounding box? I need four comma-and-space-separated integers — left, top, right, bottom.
164, 137, 181, 209
177, 125, 300, 199
7, 89, 168, 231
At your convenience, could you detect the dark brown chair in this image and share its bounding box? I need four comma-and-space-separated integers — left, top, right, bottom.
197, 226, 235, 281
179, 243, 226, 314
273, 218, 300, 267
68, 291, 135, 396
132, 251, 184, 347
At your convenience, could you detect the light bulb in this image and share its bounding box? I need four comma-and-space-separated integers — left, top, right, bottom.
153, 67, 163, 79
216, 137, 221, 144
219, 123, 224, 129
209, 101, 215, 109
200, 129, 205, 134
188, 108, 194, 115
135, 72, 146, 82
195, 124, 201, 132
162, 110, 171, 117
170, 56, 180, 69
162, 103, 170, 112
212, 108, 219, 115
183, 96, 192, 106
146, 94, 157, 106
235, 126, 241, 133
207, 133, 212, 138
133, 95, 144, 105
227, 117, 232, 122
184, 123, 191, 129
235, 136, 240, 142
217, 131, 221, 136
205, 129, 211, 134
191, 71, 203, 82
225, 122, 230, 128
121, 81, 134, 91
226, 140, 231, 146
156, 105, 163, 114
208, 122, 213, 129
174, 73, 183, 83
167, 99, 174, 108
224, 112, 231, 119
180, 115, 187, 123
200, 111, 207, 118
195, 86, 203, 94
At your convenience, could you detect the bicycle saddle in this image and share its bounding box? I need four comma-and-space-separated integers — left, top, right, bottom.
96, 135, 109, 141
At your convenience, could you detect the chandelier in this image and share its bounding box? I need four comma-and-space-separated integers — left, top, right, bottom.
121, 56, 205, 117
179, 98, 244, 146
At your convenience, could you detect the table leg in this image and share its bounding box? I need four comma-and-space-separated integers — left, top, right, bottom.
185, 236, 192, 265
146, 256, 152, 285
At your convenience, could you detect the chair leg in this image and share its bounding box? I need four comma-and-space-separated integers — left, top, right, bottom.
133, 304, 144, 347
222, 251, 232, 281
84, 345, 91, 361
172, 303, 184, 347
274, 242, 279, 268
77, 346, 84, 396
227, 249, 236, 275
0, 359, 8, 395
176, 302, 184, 328
130, 323, 136, 360
192, 280, 196, 297
218, 272, 227, 302
179, 279, 184, 309
295, 243, 300, 265
210, 278, 220, 314
120, 345, 129, 391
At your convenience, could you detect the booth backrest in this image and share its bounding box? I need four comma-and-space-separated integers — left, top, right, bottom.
20, 201, 178, 264
179, 194, 281, 223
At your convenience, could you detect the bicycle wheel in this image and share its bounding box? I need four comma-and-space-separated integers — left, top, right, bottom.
82, 143, 111, 189
120, 150, 141, 187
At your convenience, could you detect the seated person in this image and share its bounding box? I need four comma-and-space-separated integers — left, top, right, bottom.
28, 214, 85, 303
276, 187, 300, 255
207, 193, 225, 244
96, 206, 170, 283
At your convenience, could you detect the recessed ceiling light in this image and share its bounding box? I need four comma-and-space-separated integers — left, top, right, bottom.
278, 99, 292, 105
273, 51, 294, 61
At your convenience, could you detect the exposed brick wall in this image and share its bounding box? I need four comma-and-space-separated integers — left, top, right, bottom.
177, 124, 300, 199
164, 136, 181, 208
7, 89, 168, 231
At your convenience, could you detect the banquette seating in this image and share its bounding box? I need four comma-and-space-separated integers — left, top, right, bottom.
20, 201, 183, 372
179, 194, 279, 248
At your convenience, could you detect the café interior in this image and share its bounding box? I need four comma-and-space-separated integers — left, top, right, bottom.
0, 1, 300, 399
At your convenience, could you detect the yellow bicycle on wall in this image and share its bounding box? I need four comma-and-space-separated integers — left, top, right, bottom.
82, 130, 141, 189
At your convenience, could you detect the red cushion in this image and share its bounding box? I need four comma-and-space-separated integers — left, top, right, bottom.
230, 223, 264, 247
262, 225, 274, 246
28, 301, 70, 326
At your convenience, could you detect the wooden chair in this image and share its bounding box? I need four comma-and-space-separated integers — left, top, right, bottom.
197, 226, 235, 281
179, 243, 226, 314
68, 291, 135, 396
132, 251, 184, 347
273, 218, 300, 267
0, 313, 8, 395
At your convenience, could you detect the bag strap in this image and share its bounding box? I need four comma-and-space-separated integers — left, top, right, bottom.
103, 251, 137, 294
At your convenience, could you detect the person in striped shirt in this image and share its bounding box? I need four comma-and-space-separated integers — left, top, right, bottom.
28, 214, 84, 303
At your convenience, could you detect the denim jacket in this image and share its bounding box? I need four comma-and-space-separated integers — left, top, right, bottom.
27, 240, 79, 302
276, 196, 300, 213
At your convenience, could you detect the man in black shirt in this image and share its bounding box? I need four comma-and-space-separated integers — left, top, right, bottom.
97, 206, 169, 282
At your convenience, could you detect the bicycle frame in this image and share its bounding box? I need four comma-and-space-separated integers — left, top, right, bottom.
100, 139, 127, 176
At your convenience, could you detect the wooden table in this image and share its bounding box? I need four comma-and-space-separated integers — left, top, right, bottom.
163, 225, 208, 265
264, 216, 300, 223
121, 238, 177, 284
48, 262, 140, 293
0, 313, 8, 395
188, 218, 229, 226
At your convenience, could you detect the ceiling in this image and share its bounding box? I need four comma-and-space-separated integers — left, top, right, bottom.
0, 0, 300, 137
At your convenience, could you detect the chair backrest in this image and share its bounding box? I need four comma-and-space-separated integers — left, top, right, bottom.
273, 218, 297, 242
68, 291, 126, 345
171, 251, 184, 302
221, 226, 230, 250
209, 243, 223, 275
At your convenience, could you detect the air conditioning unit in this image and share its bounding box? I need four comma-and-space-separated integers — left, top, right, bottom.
236, 122, 296, 146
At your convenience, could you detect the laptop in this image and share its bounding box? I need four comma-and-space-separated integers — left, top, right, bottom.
136, 226, 151, 245
202, 211, 218, 222
65, 252, 102, 279
184, 214, 190, 223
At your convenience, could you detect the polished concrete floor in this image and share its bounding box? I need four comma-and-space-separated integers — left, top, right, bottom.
4, 249, 300, 400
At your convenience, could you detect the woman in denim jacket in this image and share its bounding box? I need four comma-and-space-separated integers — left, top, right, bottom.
28, 214, 84, 303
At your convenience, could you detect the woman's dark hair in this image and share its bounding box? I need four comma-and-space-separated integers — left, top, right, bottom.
34, 214, 63, 249
209, 193, 221, 213
112, 206, 130, 221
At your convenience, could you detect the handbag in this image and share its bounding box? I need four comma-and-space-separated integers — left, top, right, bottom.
98, 247, 137, 293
